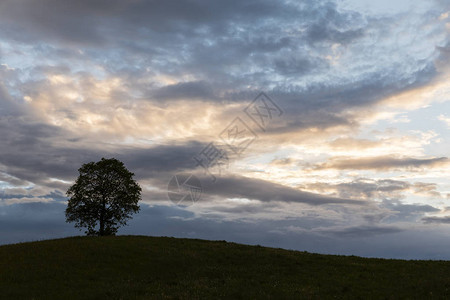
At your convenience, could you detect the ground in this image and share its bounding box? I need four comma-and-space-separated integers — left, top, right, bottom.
1, 235, 450, 299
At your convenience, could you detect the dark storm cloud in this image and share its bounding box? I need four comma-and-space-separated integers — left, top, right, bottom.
202, 175, 367, 206
307, 179, 445, 201
152, 81, 215, 100
0, 121, 206, 185
123, 205, 450, 259
1, 202, 449, 259
0, 117, 101, 184
303, 2, 365, 45
381, 200, 440, 223
0, 86, 92, 184
249, 60, 437, 135
320, 225, 403, 238
0, 0, 443, 197
0, 202, 78, 245
0, 0, 440, 137
132, 172, 371, 206
0, 0, 288, 45
306, 178, 411, 200
298, 180, 441, 223
0, 82, 22, 117
0, 0, 368, 90
273, 56, 329, 76
118, 141, 207, 179
0, 0, 363, 45
0, 98, 207, 185
306, 23, 364, 44
0, 172, 28, 187
316, 156, 448, 170
422, 216, 450, 224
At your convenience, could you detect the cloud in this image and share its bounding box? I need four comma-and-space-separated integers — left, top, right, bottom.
438, 114, 450, 127
381, 200, 440, 223
202, 175, 367, 206
329, 137, 380, 150
422, 216, 450, 224
316, 156, 448, 170
152, 81, 215, 101
118, 142, 208, 179
0, 0, 443, 145
0, 202, 77, 245
304, 178, 410, 200
316, 225, 403, 238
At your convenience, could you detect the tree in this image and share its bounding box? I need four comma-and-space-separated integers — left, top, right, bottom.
65, 158, 141, 236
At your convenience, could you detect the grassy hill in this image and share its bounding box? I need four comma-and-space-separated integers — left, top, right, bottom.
1, 236, 450, 299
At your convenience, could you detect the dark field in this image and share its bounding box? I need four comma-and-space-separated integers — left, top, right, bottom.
1, 236, 450, 299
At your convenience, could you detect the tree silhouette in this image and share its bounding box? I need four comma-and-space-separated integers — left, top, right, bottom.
65, 158, 141, 236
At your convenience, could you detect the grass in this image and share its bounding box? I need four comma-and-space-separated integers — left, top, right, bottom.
1, 235, 450, 299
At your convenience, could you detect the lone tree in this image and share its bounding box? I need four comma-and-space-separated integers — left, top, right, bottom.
66, 158, 141, 236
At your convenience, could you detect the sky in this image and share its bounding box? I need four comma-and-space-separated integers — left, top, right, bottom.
0, 0, 450, 259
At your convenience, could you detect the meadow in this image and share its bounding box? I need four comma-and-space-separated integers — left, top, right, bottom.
1, 235, 449, 299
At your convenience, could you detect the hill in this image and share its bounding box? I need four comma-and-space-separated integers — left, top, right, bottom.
1, 235, 450, 299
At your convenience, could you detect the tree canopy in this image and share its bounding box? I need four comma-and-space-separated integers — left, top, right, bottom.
65, 158, 141, 236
